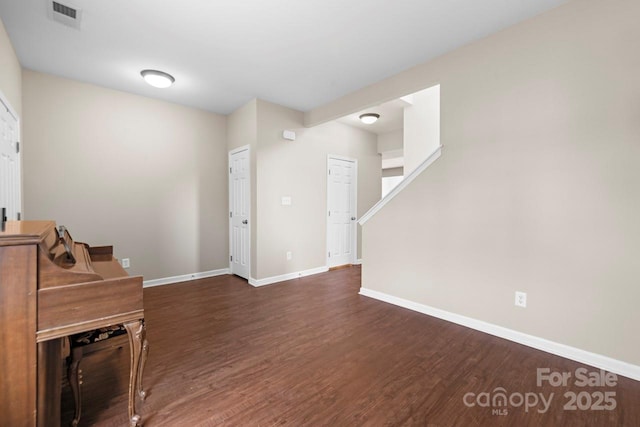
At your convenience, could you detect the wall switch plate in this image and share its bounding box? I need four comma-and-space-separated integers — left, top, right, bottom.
515, 291, 527, 308
286, 251, 292, 260
281, 196, 292, 206
121, 258, 130, 269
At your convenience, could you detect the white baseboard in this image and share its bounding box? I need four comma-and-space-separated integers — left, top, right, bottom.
353, 259, 363, 265
359, 287, 640, 382
143, 268, 230, 288
249, 266, 329, 287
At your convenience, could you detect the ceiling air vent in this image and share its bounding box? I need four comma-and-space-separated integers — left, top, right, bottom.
47, 0, 82, 29
53, 2, 76, 19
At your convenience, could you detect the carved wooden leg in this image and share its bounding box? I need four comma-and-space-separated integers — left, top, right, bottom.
124, 320, 144, 427
137, 322, 149, 401
67, 346, 84, 427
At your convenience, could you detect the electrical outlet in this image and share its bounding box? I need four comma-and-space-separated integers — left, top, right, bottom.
286, 251, 292, 261
121, 258, 130, 269
515, 291, 527, 308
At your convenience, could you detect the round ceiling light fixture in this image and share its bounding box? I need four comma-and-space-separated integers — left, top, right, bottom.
140, 69, 175, 88
359, 113, 380, 124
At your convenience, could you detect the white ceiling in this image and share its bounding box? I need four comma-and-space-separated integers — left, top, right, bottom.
0, 0, 566, 115
337, 98, 408, 135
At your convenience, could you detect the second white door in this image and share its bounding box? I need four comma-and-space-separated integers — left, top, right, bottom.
0, 98, 20, 221
229, 146, 250, 279
327, 157, 357, 268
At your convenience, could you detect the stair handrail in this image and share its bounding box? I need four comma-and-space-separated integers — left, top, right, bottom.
359, 145, 443, 226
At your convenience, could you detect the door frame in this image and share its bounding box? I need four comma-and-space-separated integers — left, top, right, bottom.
228, 145, 251, 279
326, 155, 358, 268
0, 89, 21, 221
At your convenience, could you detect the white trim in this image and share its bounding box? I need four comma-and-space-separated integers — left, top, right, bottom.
327, 154, 357, 163
228, 144, 250, 155
327, 155, 358, 267
143, 268, 230, 288
353, 259, 362, 265
249, 266, 329, 287
359, 145, 442, 226
359, 287, 640, 382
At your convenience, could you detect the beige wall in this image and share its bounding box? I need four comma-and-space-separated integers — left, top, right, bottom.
377, 129, 403, 154
0, 17, 21, 117
19, 67, 379, 284
403, 85, 440, 175
22, 70, 229, 281
227, 99, 257, 152
309, 0, 640, 366
382, 167, 403, 178
255, 99, 380, 279
226, 98, 381, 280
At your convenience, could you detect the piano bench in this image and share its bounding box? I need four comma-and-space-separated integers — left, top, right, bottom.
66, 326, 131, 427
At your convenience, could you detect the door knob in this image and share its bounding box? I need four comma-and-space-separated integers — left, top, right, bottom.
242, 220, 248, 224
351, 217, 356, 221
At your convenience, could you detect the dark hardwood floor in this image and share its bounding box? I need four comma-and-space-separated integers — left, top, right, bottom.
61, 266, 640, 426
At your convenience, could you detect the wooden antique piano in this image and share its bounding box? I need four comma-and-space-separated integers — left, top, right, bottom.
0, 221, 147, 427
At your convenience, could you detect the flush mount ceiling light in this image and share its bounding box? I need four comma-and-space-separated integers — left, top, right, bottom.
140, 69, 175, 88
359, 113, 380, 124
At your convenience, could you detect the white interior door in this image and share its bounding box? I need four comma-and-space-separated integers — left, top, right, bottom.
0, 98, 20, 222
327, 156, 357, 267
229, 146, 250, 279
